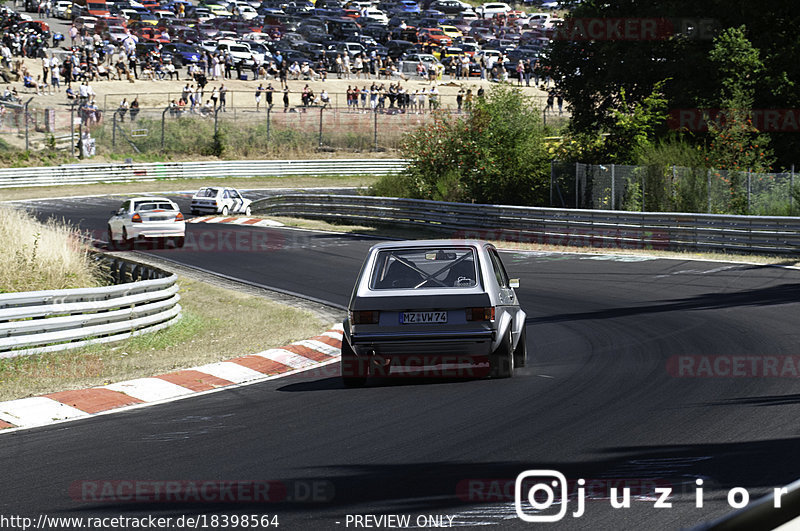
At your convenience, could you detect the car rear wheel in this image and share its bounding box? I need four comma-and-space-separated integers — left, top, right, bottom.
513, 326, 527, 368
121, 227, 132, 249
221, 205, 229, 216
173, 236, 185, 248
341, 337, 368, 387
107, 226, 116, 249
244, 206, 251, 216
490, 329, 514, 378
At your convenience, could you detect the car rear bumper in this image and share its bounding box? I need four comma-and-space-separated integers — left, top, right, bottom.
350, 329, 494, 357
191, 205, 221, 213
129, 223, 186, 239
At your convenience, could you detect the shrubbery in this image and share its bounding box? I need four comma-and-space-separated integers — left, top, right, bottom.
371, 86, 551, 206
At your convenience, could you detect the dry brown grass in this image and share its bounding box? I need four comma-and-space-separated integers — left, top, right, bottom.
0, 277, 329, 400
0, 206, 103, 292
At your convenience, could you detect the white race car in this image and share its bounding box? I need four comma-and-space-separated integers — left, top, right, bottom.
108, 196, 186, 249
190, 187, 253, 216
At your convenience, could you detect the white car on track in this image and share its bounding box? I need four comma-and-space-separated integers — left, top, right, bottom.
190, 187, 253, 216
108, 196, 186, 249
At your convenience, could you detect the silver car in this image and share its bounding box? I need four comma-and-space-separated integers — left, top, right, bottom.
341, 240, 527, 386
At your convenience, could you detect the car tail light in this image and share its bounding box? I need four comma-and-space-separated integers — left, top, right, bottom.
131, 213, 142, 223
466, 307, 495, 322
175, 212, 184, 221
351, 310, 379, 324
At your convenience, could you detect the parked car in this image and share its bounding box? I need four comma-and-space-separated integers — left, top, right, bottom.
475, 1, 511, 17
340, 240, 527, 386
107, 197, 185, 249
190, 187, 253, 216
53, 0, 72, 19
161, 43, 203, 66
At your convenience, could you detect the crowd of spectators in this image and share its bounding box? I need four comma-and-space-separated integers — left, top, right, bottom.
0, 0, 561, 123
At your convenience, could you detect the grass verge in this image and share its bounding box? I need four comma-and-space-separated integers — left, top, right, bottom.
0, 277, 329, 401
0, 174, 377, 202
0, 206, 103, 292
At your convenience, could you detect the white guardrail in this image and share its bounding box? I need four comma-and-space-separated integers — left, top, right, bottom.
0, 159, 407, 189
252, 194, 800, 255
0, 258, 181, 358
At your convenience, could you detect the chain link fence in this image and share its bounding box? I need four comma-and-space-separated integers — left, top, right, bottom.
88, 104, 467, 157
0, 100, 76, 152
551, 162, 800, 216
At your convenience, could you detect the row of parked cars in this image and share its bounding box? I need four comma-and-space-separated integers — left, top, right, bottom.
42, 0, 565, 78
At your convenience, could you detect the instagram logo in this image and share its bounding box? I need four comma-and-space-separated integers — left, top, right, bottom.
514, 470, 569, 522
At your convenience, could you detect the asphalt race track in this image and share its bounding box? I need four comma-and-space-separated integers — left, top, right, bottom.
4, 193, 800, 529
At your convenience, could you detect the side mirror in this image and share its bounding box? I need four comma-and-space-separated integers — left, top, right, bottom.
509, 279, 520, 288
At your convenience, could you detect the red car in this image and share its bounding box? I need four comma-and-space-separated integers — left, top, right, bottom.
417, 27, 453, 46
135, 26, 170, 43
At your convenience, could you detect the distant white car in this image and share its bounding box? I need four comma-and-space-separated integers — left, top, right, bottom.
475, 2, 511, 17
190, 187, 252, 216
108, 196, 185, 249
53, 0, 72, 19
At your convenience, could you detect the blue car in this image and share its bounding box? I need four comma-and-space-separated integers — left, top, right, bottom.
397, 0, 420, 12
161, 43, 202, 67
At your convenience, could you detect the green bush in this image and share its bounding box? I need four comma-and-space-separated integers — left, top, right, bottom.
371, 86, 551, 206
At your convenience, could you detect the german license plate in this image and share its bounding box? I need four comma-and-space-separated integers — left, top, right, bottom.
400, 311, 447, 324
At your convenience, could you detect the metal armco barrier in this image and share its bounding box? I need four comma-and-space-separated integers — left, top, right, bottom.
252, 194, 800, 255
0, 257, 181, 358
0, 159, 407, 189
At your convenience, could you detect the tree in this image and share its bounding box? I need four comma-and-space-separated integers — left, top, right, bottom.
374, 86, 551, 206
543, 0, 800, 168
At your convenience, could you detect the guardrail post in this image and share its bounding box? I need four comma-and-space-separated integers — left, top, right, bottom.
318, 105, 324, 147
641, 168, 645, 212
747, 169, 752, 214
70, 103, 76, 158
575, 163, 579, 208
610, 164, 615, 210
161, 106, 170, 149
266, 106, 271, 148
24, 97, 33, 152
373, 108, 378, 152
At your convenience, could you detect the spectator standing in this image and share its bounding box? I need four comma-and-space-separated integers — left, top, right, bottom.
49, 55, 60, 89
255, 83, 264, 110
219, 83, 227, 111
117, 98, 129, 122
265, 83, 274, 108
129, 97, 139, 121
